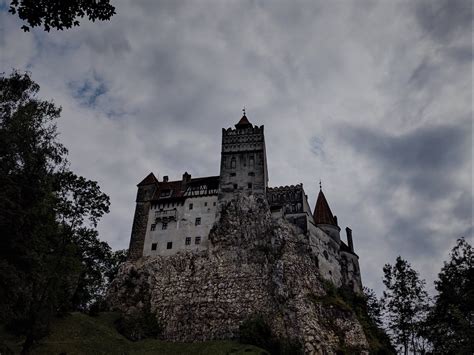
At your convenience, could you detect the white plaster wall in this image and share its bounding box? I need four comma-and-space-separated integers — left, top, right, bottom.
143, 195, 218, 256
307, 222, 342, 286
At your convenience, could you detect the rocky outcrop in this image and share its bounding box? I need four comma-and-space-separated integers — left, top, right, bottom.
107, 195, 369, 354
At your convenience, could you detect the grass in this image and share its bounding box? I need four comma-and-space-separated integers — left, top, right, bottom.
0, 312, 268, 355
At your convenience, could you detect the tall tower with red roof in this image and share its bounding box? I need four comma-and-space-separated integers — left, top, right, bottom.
218, 111, 268, 202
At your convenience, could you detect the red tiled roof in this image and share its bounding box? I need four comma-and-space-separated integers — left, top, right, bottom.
235, 115, 252, 128
137, 172, 158, 186
313, 190, 337, 226
151, 175, 219, 201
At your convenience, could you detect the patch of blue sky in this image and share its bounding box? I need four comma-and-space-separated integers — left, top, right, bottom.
69, 76, 107, 108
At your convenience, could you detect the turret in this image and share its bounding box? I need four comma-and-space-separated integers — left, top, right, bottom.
313, 186, 341, 244
128, 172, 158, 260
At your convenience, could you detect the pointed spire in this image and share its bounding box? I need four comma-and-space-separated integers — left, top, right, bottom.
313, 186, 337, 226
235, 107, 252, 128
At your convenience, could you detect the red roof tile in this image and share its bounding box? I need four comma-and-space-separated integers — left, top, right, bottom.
235, 115, 252, 128
313, 190, 337, 226
137, 172, 158, 186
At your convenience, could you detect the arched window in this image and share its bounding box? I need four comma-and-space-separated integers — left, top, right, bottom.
230, 157, 236, 169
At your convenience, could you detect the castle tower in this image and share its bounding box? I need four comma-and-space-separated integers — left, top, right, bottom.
128, 172, 158, 260
313, 187, 341, 244
218, 112, 268, 202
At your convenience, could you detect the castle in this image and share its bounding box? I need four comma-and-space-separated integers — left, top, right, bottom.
127, 113, 362, 292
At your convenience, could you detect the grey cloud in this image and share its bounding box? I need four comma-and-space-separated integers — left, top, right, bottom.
341, 121, 471, 198
414, 0, 472, 44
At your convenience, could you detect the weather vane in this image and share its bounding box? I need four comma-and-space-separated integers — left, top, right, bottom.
242, 107, 246, 116
319, 179, 322, 190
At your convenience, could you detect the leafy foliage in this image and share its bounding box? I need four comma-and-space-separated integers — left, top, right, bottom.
426, 238, 474, 354
239, 315, 302, 355
8, 0, 116, 32
0, 71, 111, 353
382, 256, 429, 355
114, 308, 162, 341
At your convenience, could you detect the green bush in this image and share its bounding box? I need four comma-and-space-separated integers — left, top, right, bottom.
114, 309, 162, 341
239, 315, 302, 355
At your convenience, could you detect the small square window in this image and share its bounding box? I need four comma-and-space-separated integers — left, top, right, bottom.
189, 203, 193, 210
185, 237, 191, 245
233, 184, 238, 189
230, 172, 236, 177
162, 222, 168, 230
248, 172, 255, 176
151, 243, 157, 251
167, 242, 173, 249
151, 224, 156, 231
213, 201, 216, 206
195, 236, 201, 245
195, 217, 201, 226
204, 202, 208, 206
248, 183, 252, 189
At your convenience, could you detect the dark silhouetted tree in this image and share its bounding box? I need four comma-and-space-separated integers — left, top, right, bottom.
382, 256, 428, 355
8, 0, 115, 32
0, 71, 110, 354
426, 238, 474, 354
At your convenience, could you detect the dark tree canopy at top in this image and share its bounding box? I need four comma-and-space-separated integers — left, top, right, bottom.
9, 0, 116, 32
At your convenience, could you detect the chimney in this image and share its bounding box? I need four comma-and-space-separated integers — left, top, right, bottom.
181, 172, 191, 191
163, 176, 169, 182
345, 227, 354, 252
182, 172, 191, 182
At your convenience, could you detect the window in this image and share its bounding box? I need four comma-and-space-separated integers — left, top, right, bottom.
230, 172, 236, 177
249, 156, 255, 167
204, 202, 208, 206
233, 184, 238, 189
162, 222, 168, 230
213, 201, 216, 206
167, 242, 173, 249
248, 172, 255, 176
189, 203, 193, 210
185, 237, 191, 245
248, 183, 252, 189
195, 236, 201, 245
231, 157, 236, 169
151, 224, 156, 231
151, 243, 157, 251
195, 217, 201, 226
160, 189, 171, 197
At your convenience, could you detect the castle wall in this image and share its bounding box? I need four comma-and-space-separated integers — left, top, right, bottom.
143, 195, 218, 256
307, 222, 343, 287
340, 250, 363, 293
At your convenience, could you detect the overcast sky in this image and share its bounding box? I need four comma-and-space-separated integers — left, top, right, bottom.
1, 0, 472, 296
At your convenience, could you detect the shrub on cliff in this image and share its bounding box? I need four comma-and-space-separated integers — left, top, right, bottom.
114, 309, 162, 341
239, 315, 302, 355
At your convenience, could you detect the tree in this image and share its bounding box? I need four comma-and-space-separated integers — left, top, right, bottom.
8, 0, 115, 32
426, 238, 474, 354
0, 71, 110, 354
363, 287, 383, 328
382, 256, 429, 355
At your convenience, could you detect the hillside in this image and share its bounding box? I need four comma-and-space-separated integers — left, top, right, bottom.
0, 312, 267, 355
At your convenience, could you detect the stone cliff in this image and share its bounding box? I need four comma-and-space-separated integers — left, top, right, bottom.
107, 195, 369, 354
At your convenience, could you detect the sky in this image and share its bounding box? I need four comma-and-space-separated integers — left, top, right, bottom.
1, 0, 472, 296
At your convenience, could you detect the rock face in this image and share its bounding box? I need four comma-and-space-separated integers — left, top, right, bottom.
108, 196, 369, 354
